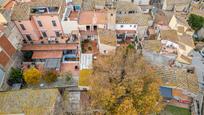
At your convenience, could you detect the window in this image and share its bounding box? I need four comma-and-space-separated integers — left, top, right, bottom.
37, 20, 43, 27
20, 24, 26, 30
86, 26, 90, 31
130, 25, 132, 27
52, 20, 57, 27
25, 34, 32, 41
94, 25, 97, 30
55, 31, 60, 37
120, 25, 124, 28
41, 31, 47, 37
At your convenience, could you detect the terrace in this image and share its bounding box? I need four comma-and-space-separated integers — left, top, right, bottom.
31, 7, 59, 14
30, 34, 79, 45
81, 39, 98, 54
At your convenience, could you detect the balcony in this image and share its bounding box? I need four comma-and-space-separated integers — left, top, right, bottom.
31, 7, 59, 15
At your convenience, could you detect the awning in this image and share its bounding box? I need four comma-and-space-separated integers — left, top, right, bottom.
32, 51, 63, 59
22, 44, 78, 51
44, 59, 61, 69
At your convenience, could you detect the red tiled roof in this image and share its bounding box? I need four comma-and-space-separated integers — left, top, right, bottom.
0, 35, 16, 57
32, 51, 63, 59
22, 44, 78, 51
0, 50, 10, 68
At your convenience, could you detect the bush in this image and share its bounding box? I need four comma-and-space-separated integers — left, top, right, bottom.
88, 46, 92, 51
23, 67, 42, 84
7, 68, 23, 86
23, 51, 33, 61
64, 72, 72, 82
187, 14, 204, 31
43, 70, 58, 83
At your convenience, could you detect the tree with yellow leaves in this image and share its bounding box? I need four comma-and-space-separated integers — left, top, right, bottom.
23, 67, 42, 84
89, 47, 163, 115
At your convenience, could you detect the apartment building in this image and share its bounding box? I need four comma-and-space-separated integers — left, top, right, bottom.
11, 0, 80, 76
11, 0, 65, 44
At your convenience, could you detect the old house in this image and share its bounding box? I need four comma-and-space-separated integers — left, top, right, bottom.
97, 29, 117, 54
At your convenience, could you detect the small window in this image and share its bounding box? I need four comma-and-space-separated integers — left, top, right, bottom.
26, 34, 32, 41
41, 31, 47, 38
52, 20, 57, 27
130, 25, 132, 27
20, 24, 26, 30
37, 20, 43, 27
55, 31, 60, 37
104, 50, 107, 54
120, 25, 124, 28
111, 13, 113, 16
134, 25, 136, 28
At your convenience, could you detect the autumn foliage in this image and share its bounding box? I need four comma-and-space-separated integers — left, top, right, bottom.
89, 47, 163, 114
42, 70, 58, 83
23, 67, 42, 84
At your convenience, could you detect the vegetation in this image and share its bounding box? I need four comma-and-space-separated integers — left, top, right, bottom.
23, 51, 33, 61
89, 47, 163, 114
161, 105, 191, 115
7, 68, 24, 86
43, 70, 58, 83
23, 67, 42, 84
187, 14, 204, 31
79, 69, 92, 86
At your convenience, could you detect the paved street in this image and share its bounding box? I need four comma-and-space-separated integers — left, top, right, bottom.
192, 51, 204, 90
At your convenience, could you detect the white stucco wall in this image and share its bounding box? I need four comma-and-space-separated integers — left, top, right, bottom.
116, 24, 137, 30
99, 43, 116, 54
61, 20, 78, 34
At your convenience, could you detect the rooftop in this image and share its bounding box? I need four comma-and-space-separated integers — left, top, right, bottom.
32, 51, 63, 59
79, 10, 107, 25
116, 1, 141, 12
116, 13, 152, 26
0, 89, 61, 115
98, 29, 117, 46
11, 0, 64, 21
21, 44, 78, 51
178, 34, 195, 48
160, 30, 178, 43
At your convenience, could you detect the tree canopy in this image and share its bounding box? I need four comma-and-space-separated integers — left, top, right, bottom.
187, 14, 204, 31
8, 68, 23, 86
89, 47, 163, 115
43, 70, 58, 83
23, 67, 42, 84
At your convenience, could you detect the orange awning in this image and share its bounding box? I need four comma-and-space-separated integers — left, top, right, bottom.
22, 44, 78, 51
32, 51, 63, 59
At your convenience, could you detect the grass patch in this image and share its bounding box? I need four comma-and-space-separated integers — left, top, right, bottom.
161, 105, 191, 115
79, 69, 92, 86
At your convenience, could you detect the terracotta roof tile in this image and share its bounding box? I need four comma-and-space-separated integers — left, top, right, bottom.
0, 50, 10, 68
32, 51, 63, 59
0, 35, 16, 57
98, 29, 116, 46
22, 44, 78, 51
